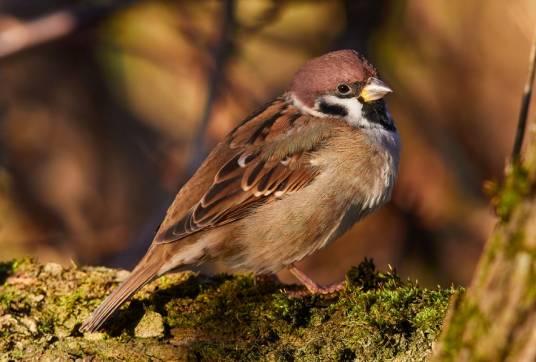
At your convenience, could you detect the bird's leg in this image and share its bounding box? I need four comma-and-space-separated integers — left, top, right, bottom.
288, 265, 345, 295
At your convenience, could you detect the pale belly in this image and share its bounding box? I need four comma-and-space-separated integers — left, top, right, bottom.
222, 165, 396, 274
219, 128, 400, 274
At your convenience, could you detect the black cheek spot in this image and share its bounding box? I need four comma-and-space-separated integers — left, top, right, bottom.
318, 101, 348, 117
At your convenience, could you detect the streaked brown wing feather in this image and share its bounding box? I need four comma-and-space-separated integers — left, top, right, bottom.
155, 96, 333, 243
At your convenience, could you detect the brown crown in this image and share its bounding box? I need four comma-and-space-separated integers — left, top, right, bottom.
290, 50, 377, 107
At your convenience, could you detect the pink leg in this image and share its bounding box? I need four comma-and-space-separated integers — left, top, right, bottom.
288, 265, 346, 295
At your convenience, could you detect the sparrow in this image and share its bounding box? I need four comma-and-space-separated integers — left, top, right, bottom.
80, 49, 400, 332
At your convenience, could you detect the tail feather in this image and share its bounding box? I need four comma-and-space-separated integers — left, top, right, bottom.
80, 262, 160, 333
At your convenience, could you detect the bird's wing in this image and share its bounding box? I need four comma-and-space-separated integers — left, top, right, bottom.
155, 97, 335, 243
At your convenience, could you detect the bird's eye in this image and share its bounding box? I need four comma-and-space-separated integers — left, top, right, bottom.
336, 83, 352, 96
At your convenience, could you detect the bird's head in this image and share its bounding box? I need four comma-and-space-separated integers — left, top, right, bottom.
289, 49, 395, 131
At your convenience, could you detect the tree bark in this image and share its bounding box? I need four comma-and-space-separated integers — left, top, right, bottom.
432, 133, 536, 361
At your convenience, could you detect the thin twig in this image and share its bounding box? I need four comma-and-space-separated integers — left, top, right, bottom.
0, 1, 136, 59
186, 0, 235, 176
111, 1, 236, 268
512, 28, 536, 161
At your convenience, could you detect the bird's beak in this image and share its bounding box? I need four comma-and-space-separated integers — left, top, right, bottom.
359, 77, 392, 102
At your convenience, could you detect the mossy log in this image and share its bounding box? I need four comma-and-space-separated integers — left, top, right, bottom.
432, 139, 536, 360
0, 259, 454, 361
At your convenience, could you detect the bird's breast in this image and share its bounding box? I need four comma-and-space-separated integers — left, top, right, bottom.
317, 127, 399, 208
310, 127, 399, 250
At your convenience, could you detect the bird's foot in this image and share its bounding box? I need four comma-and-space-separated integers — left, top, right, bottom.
285, 265, 346, 297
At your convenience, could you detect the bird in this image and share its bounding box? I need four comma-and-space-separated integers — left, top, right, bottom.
80, 49, 400, 333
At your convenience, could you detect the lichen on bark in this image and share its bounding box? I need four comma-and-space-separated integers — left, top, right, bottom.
0, 258, 454, 360
433, 127, 536, 361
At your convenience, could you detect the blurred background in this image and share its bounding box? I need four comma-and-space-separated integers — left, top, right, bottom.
0, 0, 534, 287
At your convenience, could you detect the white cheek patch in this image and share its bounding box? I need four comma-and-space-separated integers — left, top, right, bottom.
291, 92, 393, 133
317, 95, 364, 127
289, 93, 328, 118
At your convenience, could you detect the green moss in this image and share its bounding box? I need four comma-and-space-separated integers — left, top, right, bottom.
0, 258, 456, 360
492, 163, 531, 221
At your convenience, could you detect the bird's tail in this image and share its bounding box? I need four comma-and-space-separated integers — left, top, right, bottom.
79, 260, 161, 333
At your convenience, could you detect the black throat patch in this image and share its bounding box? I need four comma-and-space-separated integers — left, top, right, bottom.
362, 100, 396, 131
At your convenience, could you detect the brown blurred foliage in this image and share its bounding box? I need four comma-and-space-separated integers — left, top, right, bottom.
0, 0, 534, 287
